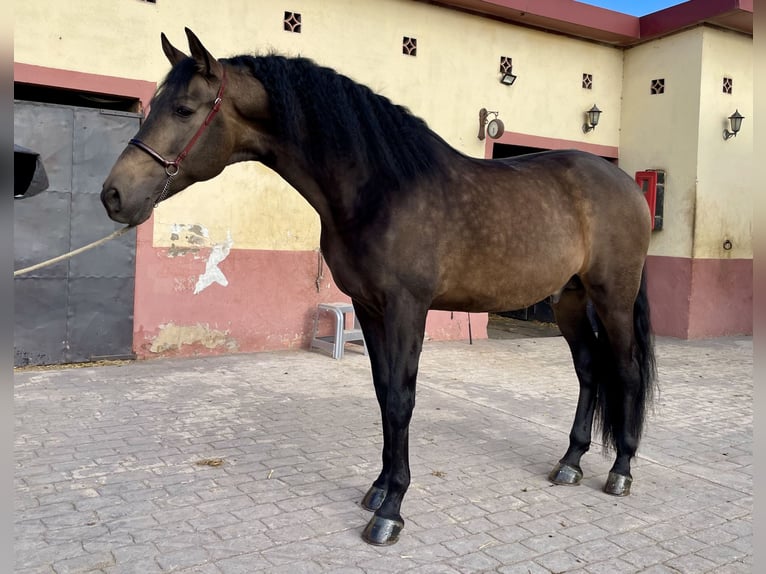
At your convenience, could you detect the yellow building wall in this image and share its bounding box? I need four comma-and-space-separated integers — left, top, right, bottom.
619, 28, 704, 259
14, 0, 625, 252
619, 26, 752, 261
695, 27, 752, 260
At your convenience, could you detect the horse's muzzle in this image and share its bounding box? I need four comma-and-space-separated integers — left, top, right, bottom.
101, 186, 121, 217
100, 186, 151, 226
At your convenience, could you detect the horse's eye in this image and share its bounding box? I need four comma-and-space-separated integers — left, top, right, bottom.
175, 106, 194, 118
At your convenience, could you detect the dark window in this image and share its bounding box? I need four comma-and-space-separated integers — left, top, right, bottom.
402, 37, 417, 56
284, 12, 302, 33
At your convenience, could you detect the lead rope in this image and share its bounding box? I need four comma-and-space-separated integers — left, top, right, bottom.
13, 226, 132, 277
16, 171, 174, 277
15, 176, 171, 277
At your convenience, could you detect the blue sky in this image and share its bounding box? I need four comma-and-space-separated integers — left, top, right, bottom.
576, 0, 687, 16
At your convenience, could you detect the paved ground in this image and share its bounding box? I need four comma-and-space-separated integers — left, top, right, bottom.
15, 335, 752, 573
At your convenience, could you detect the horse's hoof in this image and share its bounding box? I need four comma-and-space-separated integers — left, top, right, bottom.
548, 462, 583, 486
360, 485, 386, 511
361, 515, 404, 546
604, 471, 632, 496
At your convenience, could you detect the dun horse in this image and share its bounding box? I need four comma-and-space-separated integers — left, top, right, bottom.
102, 29, 656, 546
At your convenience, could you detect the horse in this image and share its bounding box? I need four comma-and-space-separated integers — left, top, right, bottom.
101, 28, 657, 546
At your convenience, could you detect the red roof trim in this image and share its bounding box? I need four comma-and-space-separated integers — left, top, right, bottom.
639, 0, 753, 40
14, 63, 156, 111
422, 0, 752, 44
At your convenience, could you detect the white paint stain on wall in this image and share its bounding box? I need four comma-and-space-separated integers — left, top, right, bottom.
194, 231, 234, 294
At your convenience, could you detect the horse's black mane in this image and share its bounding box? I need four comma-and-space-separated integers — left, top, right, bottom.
225, 54, 447, 187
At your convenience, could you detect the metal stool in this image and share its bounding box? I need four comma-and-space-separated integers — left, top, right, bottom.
310, 302, 367, 359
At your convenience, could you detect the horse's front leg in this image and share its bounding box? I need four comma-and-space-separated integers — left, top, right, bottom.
354, 299, 427, 546
354, 303, 391, 513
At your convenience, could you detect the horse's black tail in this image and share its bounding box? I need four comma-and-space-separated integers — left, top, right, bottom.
595, 266, 657, 451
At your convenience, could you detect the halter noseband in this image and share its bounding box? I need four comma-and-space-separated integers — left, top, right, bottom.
129, 68, 227, 204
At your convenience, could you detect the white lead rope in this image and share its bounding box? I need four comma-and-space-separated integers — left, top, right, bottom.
13, 226, 132, 277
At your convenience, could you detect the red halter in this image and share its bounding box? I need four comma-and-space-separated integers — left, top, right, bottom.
129, 69, 227, 203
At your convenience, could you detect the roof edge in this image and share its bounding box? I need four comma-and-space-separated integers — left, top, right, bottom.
419, 0, 752, 45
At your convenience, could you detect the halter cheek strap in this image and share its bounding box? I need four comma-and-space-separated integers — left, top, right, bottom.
129, 68, 227, 204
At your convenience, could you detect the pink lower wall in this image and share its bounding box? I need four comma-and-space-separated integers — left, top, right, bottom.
645, 255, 752, 338
132, 223, 487, 359
133, 235, 751, 358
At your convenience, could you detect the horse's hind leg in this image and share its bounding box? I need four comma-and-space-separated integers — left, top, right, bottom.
588, 271, 655, 496
594, 307, 641, 495
549, 279, 600, 486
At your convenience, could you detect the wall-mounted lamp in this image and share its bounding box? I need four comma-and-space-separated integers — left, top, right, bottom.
500, 70, 517, 86
723, 109, 744, 140
499, 57, 517, 86
478, 108, 505, 140
582, 104, 602, 133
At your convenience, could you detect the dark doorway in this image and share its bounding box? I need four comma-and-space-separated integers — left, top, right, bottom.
14, 97, 141, 366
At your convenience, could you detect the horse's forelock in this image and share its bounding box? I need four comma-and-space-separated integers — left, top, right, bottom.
153, 58, 199, 106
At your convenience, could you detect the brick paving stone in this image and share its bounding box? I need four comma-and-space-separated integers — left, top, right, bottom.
51, 551, 115, 573
154, 545, 211, 570
585, 557, 643, 573
459, 516, 496, 534
664, 553, 719, 573
562, 522, 611, 543
520, 531, 576, 553
621, 545, 677, 569
411, 523, 470, 546
483, 541, 538, 563
606, 530, 655, 552
444, 550, 502, 571
406, 565, 462, 574
710, 562, 753, 574
14, 567, 56, 574
216, 552, 275, 573
497, 561, 552, 574
14, 336, 752, 573
536, 549, 589, 572
178, 564, 224, 574
695, 543, 750, 566
568, 537, 625, 562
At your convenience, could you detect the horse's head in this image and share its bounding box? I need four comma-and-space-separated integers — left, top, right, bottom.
102, 29, 252, 226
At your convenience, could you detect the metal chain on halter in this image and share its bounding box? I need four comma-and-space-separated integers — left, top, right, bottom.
157, 169, 177, 205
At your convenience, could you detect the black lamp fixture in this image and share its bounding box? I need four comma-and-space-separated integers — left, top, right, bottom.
582, 104, 602, 133
499, 57, 517, 86
723, 109, 744, 140
500, 70, 517, 86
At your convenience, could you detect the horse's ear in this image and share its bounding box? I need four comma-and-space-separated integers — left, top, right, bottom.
161, 32, 187, 66
184, 27, 223, 79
